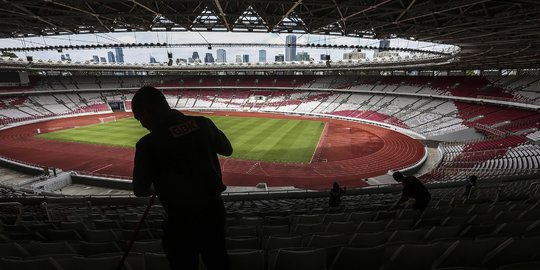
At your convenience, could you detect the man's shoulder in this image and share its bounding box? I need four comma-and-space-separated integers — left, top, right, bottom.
407, 175, 422, 183
185, 115, 216, 129
135, 133, 154, 147
186, 114, 211, 123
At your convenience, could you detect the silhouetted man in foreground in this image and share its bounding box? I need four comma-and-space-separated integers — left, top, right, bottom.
131, 86, 233, 270
392, 171, 431, 211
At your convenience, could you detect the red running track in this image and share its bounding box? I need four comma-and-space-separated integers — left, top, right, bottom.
0, 111, 425, 190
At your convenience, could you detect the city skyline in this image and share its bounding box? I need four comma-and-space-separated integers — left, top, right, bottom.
3, 32, 451, 64
68, 41, 401, 64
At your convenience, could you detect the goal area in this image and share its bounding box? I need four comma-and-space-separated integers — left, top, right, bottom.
99, 116, 117, 124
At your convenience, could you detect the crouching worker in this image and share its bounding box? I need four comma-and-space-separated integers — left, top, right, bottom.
392, 171, 431, 211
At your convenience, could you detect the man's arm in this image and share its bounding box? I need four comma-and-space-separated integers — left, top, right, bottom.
132, 141, 155, 197
208, 118, 233, 156
390, 195, 409, 209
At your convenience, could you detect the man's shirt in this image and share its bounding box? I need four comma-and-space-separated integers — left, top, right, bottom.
133, 110, 232, 212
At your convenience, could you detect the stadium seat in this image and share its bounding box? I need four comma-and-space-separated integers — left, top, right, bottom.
380, 241, 454, 270
144, 253, 171, 270
356, 220, 387, 233
72, 255, 133, 270
226, 236, 260, 250
387, 228, 429, 244
264, 235, 303, 252
432, 237, 512, 269
80, 241, 122, 257
226, 225, 258, 237
84, 229, 120, 242
321, 213, 348, 224
291, 223, 325, 234
424, 225, 462, 242
130, 240, 164, 253
260, 225, 290, 237
373, 210, 398, 221
433, 266, 489, 270
59, 222, 88, 234
121, 229, 155, 241
305, 233, 349, 248
264, 216, 291, 226
291, 214, 324, 225
239, 216, 264, 227
385, 219, 415, 231
23, 241, 78, 256
325, 221, 358, 233
349, 231, 392, 247
347, 211, 373, 223
94, 220, 120, 230
0, 242, 31, 258
227, 249, 265, 270
43, 229, 83, 241
0, 257, 63, 270
482, 236, 540, 269
270, 247, 326, 270
329, 245, 385, 270
495, 261, 540, 270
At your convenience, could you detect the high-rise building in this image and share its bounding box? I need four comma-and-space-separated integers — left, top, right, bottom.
259, 50, 266, 62
275, 54, 284, 62
236, 55, 242, 63
380, 39, 390, 49
192, 52, 200, 61
216, 49, 226, 63
374, 39, 397, 58
100, 57, 107, 63
204, 53, 215, 63
149, 55, 157, 63
107, 51, 115, 63
92, 55, 99, 62
296, 51, 310, 61
242, 54, 250, 63
114, 47, 124, 63
285, 35, 297, 61
320, 54, 330, 60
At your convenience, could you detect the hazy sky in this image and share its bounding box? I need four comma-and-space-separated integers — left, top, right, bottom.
0, 32, 452, 63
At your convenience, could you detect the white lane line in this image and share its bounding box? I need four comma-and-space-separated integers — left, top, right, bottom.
91, 163, 113, 173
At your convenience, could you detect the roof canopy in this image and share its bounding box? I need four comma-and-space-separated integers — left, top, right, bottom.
1, 0, 539, 69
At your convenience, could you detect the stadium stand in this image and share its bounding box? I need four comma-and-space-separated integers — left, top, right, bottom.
1, 1, 540, 269
0, 178, 539, 270
2, 76, 536, 137
1, 75, 538, 185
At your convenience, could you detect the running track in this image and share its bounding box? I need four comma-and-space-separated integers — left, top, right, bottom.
0, 111, 425, 190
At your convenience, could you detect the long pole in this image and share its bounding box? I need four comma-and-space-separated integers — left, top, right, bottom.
117, 193, 157, 270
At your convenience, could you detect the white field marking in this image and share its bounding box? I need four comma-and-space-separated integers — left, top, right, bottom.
91, 164, 113, 173
309, 122, 329, 164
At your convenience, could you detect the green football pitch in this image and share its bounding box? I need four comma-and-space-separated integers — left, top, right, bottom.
36, 116, 326, 163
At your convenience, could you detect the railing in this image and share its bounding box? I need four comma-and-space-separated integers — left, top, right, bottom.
477, 95, 538, 105
473, 123, 507, 137
0, 108, 112, 127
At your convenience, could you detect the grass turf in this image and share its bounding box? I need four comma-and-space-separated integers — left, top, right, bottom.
36, 115, 325, 163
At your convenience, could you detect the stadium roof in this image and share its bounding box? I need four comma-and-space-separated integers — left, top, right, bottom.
1, 0, 539, 70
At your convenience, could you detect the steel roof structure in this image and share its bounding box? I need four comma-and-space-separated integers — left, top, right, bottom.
0, 0, 539, 70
